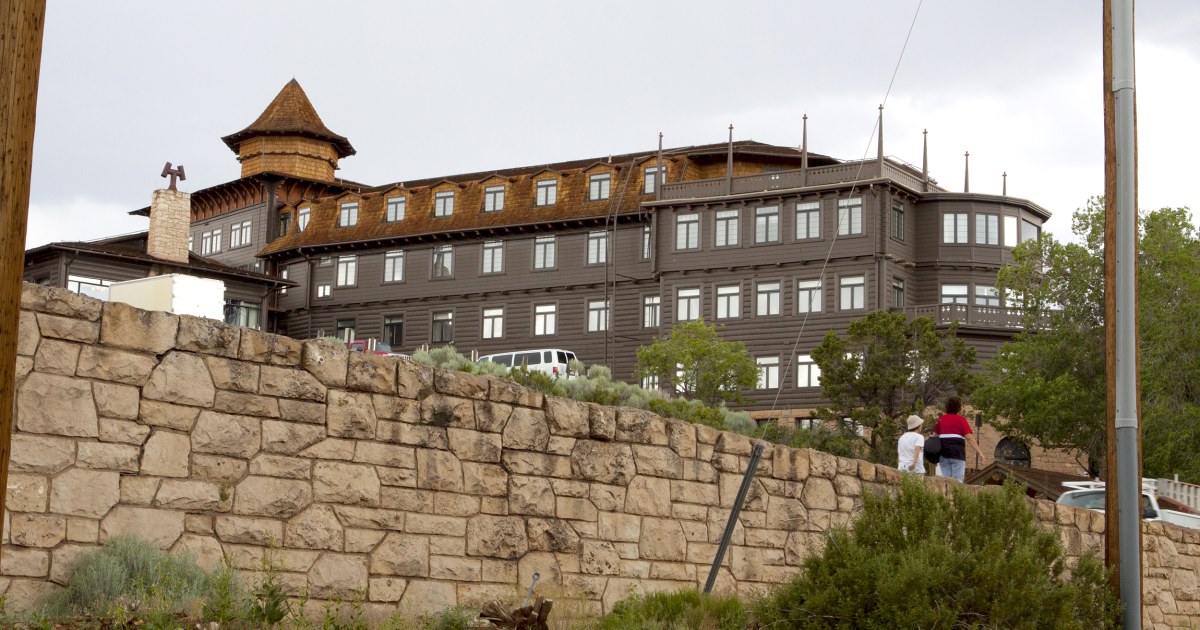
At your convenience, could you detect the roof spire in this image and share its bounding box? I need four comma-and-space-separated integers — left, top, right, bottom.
922, 129, 929, 192
963, 151, 970, 193
877, 104, 884, 166
222, 79, 355, 158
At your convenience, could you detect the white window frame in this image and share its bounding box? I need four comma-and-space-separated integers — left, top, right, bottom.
316, 284, 331, 299
756, 281, 781, 316
279, 268, 288, 295
588, 173, 611, 201
891, 203, 905, 241
796, 201, 821, 240
483, 185, 505, 212
976, 213, 999, 245
586, 231, 608, 265
1003, 215, 1019, 248
336, 255, 357, 287
643, 295, 661, 328
642, 225, 652, 259
714, 209, 739, 247
386, 197, 406, 222
1020, 219, 1040, 243
796, 354, 821, 388
482, 307, 504, 339
482, 240, 504, 274
797, 279, 823, 314
941, 284, 969, 305
837, 198, 863, 236
384, 250, 405, 283
756, 356, 780, 390
943, 212, 969, 244
535, 179, 557, 206
716, 284, 740, 319
229, 220, 252, 249
297, 207, 311, 232
339, 201, 359, 227
975, 284, 1001, 307
434, 191, 455, 217
534, 303, 557, 336
677, 288, 701, 322
755, 205, 780, 244
839, 275, 865, 310
891, 278, 905, 309
675, 213, 699, 250
587, 299, 609, 332
432, 245, 454, 279
533, 235, 557, 270
643, 166, 664, 194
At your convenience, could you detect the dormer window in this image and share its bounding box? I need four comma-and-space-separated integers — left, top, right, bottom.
535, 179, 557, 206
484, 185, 505, 212
386, 196, 406, 222
435, 191, 455, 217
589, 173, 611, 201
339, 201, 359, 227
298, 207, 311, 232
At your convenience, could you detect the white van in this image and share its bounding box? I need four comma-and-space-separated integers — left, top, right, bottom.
478, 349, 578, 378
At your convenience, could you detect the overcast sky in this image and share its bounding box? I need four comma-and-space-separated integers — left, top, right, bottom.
25, 1, 1200, 248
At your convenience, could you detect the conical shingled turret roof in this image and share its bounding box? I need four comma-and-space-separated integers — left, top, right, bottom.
221, 79, 355, 158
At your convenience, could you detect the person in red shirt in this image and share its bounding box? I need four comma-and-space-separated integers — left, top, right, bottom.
933, 396, 985, 482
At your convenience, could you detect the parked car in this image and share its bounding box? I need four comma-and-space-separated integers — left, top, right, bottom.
1057, 481, 1200, 530
348, 340, 392, 355
478, 349, 578, 378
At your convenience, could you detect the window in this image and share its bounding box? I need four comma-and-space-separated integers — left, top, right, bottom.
643, 295, 660, 328
221, 300, 261, 329
797, 279, 822, 314
432, 245, 454, 278
336, 256, 357, 287
675, 213, 699, 250
976, 213, 999, 245
319, 256, 333, 267
482, 307, 504, 339
1021, 219, 1040, 243
535, 179, 557, 206
796, 354, 821, 388
756, 357, 780, 389
795, 201, 821, 240
339, 202, 359, 227
431, 311, 454, 343
386, 197, 406, 222
383, 315, 404, 347
67, 275, 111, 301
837, 198, 863, 236
588, 173, 611, 201
434, 191, 455, 217
482, 240, 504, 274
587, 299, 609, 332
534, 303, 557, 336
891, 203, 905, 241
839, 275, 865, 310
316, 284, 331, 299
642, 226, 652, 259
755, 206, 780, 243
941, 284, 969, 304
1003, 216, 1018, 247
483, 185, 505, 212
677, 288, 701, 322
975, 284, 1001, 307
279, 268, 288, 295
188, 235, 193, 252
641, 375, 660, 390
943, 212, 969, 243
201, 229, 222, 255
644, 166, 663, 194
891, 278, 905, 309
335, 319, 356, 344
756, 281, 781, 316
714, 210, 739, 247
384, 250, 405, 282
229, 220, 252, 248
586, 231, 608, 265
298, 207, 311, 232
533, 235, 556, 269
278, 213, 290, 237
716, 285, 740, 319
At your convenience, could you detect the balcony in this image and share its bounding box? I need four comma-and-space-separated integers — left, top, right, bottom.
904, 303, 1030, 330
659, 158, 939, 201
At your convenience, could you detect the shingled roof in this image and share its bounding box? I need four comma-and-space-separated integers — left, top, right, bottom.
221, 79, 355, 158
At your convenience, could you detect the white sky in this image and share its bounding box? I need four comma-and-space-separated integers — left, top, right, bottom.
25, 1, 1200, 248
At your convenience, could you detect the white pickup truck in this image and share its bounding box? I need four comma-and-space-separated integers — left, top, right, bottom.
1057, 481, 1200, 530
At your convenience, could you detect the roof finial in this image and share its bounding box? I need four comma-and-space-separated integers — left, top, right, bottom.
160, 162, 186, 191
726, 124, 734, 193
877, 104, 884, 166
1002, 171, 1008, 196
801, 114, 809, 187
963, 151, 970, 193
921, 129, 929, 191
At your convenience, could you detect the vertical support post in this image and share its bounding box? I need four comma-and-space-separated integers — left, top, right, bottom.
704, 443, 764, 593
655, 132, 663, 202
725, 124, 734, 195
1003, 172, 1008, 196
0, 0, 49, 565
963, 151, 970, 193
800, 114, 809, 187
922, 129, 929, 192
877, 104, 884, 170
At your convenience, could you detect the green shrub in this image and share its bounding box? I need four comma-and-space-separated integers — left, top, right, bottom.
647, 398, 725, 430
599, 590, 747, 630
754, 478, 1120, 629
752, 421, 860, 458
413, 345, 477, 372
414, 605, 479, 630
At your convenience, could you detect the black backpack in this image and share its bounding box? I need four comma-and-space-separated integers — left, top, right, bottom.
923, 435, 942, 464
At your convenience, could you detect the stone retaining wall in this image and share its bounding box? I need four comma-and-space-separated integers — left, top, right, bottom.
4, 283, 1198, 627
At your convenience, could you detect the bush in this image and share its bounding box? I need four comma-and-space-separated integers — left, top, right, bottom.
754, 478, 1120, 629
600, 590, 747, 630
752, 421, 860, 458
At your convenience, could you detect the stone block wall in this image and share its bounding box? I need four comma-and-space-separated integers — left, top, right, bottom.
4, 283, 1199, 627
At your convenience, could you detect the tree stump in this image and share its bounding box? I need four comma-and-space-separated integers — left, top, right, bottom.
479, 596, 555, 630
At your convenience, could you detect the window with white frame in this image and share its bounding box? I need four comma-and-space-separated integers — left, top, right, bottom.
432, 245, 454, 278
431, 311, 454, 343
534, 235, 556, 269
279, 268, 288, 295
482, 307, 504, 339
756, 281, 781, 316
434, 191, 455, 217
643, 166, 663, 194
229, 220, 252, 248
339, 201, 359, 227
642, 225, 652, 259
943, 212, 969, 243
383, 315, 404, 347
640, 375, 659, 390
796, 201, 821, 240
588, 173, 611, 201
201, 229, 222, 255
587, 299, 609, 332
796, 354, 821, 388
384, 250, 405, 283
716, 284, 740, 319
483, 185, 505, 212
941, 284, 969, 304
1020, 219, 1040, 242
67, 275, 111, 301
316, 284, 331, 299
482, 240, 504, 274
643, 295, 660, 328
675, 213, 699, 250
336, 256, 357, 287
756, 356, 780, 389
335, 319, 356, 344
1003, 215, 1018, 247
797, 279, 822, 313
839, 275, 865, 310
714, 209, 739, 247
891, 203, 905, 241
318, 256, 332, 267
386, 197, 406, 222
837, 198, 863, 236
534, 303, 557, 336
976, 213, 999, 245
586, 231, 608, 265
891, 278, 905, 309
755, 205, 780, 243
677, 288, 701, 321
975, 284, 1001, 307
188, 235, 194, 252
298, 207, 311, 232
535, 179, 557, 206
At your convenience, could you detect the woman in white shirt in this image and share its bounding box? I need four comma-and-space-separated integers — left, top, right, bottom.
897, 415, 925, 473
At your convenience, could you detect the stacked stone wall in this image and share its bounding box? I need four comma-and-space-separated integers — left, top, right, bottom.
4, 283, 1199, 627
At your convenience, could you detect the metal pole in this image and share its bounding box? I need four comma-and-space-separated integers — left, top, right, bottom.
704, 443, 764, 593
725, 124, 733, 195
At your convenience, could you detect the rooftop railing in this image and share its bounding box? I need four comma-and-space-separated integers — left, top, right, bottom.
659, 158, 939, 201
904, 303, 1031, 330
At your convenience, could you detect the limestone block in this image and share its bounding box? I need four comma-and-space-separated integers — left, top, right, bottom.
21, 283, 102, 320
175, 315, 240, 358
141, 430, 191, 478
570, 441, 636, 485
17, 372, 98, 438
76, 346, 157, 385
432, 492, 480, 517
314, 461, 381, 507
191, 454, 247, 483
213, 390, 280, 418
615, 408, 669, 445
261, 420, 325, 455
640, 517, 687, 561
49, 468, 120, 518
435, 369, 488, 400
466, 515, 527, 560
368, 576, 407, 602
518, 551, 561, 588
354, 441, 416, 468
801, 477, 838, 511
7, 475, 48, 513
299, 439, 355, 461
550, 478, 588, 498
834, 474, 862, 497
308, 553, 368, 599
420, 394, 475, 429
100, 506, 185, 549
858, 460, 876, 482
259, 366, 326, 401
185, 514, 213, 535
154, 480, 227, 511
430, 555, 481, 581
528, 518, 582, 553
15, 356, 32, 381
377, 421, 448, 450
120, 477, 161, 506
301, 338, 349, 387
547, 435, 576, 456
2, 577, 62, 610
807, 449, 838, 479
99, 301, 178, 354
33, 338, 80, 376
17, 311, 39, 356
371, 533, 430, 576
346, 529, 386, 553
488, 378, 542, 408
448, 428, 501, 463
76, 442, 140, 472
598, 512, 641, 543
719, 474, 766, 511
406, 514, 467, 537
472, 400, 512, 433
557, 496, 599, 521
233, 476, 312, 519
416, 448, 463, 492
634, 445, 684, 479
430, 536, 465, 557
10, 434, 75, 475
1, 547, 50, 577
172, 534, 225, 571
588, 404, 616, 441
502, 407, 550, 451
238, 329, 301, 366
215, 515, 283, 545
143, 351, 216, 407
545, 396, 590, 437
670, 479, 720, 506
589, 484, 626, 512
347, 352, 396, 394
92, 382, 139, 420
49, 543, 91, 584
624, 476, 671, 517
249, 454, 311, 480
9, 514, 66, 548
398, 580, 456, 617
508, 476, 555, 517
139, 400, 201, 431
279, 399, 326, 424
205, 356, 260, 393
462, 462, 507, 497
36, 313, 97, 346
372, 395, 420, 423
334, 506, 407, 530
581, 540, 621, 575
377, 466, 417, 487
766, 495, 809, 530
665, 419, 698, 458
285, 505, 344, 551
502, 451, 572, 478
192, 411, 261, 459
327, 390, 377, 439
396, 360, 433, 399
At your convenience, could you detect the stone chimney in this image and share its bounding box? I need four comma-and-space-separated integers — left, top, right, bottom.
147, 188, 191, 264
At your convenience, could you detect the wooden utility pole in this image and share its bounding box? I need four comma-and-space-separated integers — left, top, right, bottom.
0, 0, 49, 562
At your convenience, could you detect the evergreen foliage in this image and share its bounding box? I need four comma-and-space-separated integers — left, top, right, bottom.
634, 320, 758, 407
599, 590, 748, 630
